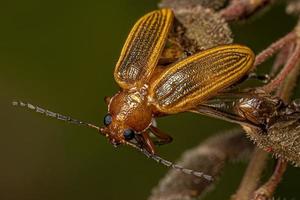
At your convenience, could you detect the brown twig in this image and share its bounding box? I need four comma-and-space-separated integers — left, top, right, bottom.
261, 41, 300, 93
234, 28, 300, 200
231, 148, 268, 200
254, 32, 297, 68
252, 41, 300, 199
253, 159, 287, 200
233, 24, 300, 199
148, 129, 253, 200
276, 42, 300, 102
270, 42, 295, 78
219, 0, 272, 22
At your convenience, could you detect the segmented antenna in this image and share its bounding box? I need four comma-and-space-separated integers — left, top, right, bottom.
12, 101, 100, 131
13, 100, 213, 181
125, 141, 213, 181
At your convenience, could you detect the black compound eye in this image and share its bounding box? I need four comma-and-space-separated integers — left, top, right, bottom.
123, 129, 135, 140
103, 114, 112, 126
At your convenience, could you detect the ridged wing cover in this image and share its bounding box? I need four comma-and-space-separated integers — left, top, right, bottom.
114, 9, 173, 89
149, 45, 255, 114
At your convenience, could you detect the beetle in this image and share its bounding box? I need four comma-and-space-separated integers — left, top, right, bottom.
13, 8, 255, 180
100, 8, 254, 154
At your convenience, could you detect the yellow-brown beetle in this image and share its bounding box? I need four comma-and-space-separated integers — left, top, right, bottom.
100, 8, 254, 154
13, 8, 255, 180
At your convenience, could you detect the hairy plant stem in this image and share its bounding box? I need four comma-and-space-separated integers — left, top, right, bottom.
253, 159, 287, 200
231, 148, 268, 200
252, 43, 300, 199
261, 41, 300, 93
148, 129, 253, 200
254, 32, 297, 68
219, 0, 273, 22
233, 34, 300, 200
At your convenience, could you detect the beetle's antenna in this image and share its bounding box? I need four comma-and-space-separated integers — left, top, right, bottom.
12, 101, 100, 131
13, 100, 213, 181
125, 141, 213, 181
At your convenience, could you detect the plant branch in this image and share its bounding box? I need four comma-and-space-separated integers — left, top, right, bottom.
219, 0, 273, 22
270, 42, 295, 78
261, 41, 300, 93
253, 159, 287, 200
232, 24, 300, 199
231, 148, 268, 200
252, 40, 300, 199
148, 129, 253, 200
254, 31, 297, 68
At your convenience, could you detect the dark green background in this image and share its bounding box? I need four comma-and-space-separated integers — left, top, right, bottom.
1, 1, 299, 199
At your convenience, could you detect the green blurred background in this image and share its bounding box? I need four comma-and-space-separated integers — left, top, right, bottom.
1, 1, 300, 199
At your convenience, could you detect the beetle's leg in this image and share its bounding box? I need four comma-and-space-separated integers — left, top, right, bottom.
104, 96, 111, 105
140, 132, 156, 155
223, 73, 270, 92
247, 72, 271, 83
289, 99, 300, 111
149, 125, 173, 146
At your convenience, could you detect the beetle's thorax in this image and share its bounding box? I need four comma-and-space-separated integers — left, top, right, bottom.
108, 85, 153, 135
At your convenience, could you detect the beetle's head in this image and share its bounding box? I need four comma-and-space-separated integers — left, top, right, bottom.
100, 91, 153, 149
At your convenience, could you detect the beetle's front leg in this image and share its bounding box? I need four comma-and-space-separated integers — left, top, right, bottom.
247, 72, 270, 83
139, 131, 156, 155
149, 125, 173, 146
